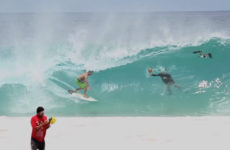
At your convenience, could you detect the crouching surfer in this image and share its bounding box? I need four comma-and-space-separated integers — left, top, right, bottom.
68, 71, 94, 98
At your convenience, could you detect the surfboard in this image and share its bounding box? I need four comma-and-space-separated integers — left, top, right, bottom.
68, 90, 97, 102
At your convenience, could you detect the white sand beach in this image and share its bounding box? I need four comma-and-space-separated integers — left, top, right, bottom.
0, 117, 230, 150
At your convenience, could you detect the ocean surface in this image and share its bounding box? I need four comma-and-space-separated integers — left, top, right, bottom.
0, 12, 230, 116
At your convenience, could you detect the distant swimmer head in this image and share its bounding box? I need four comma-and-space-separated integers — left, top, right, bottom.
148, 68, 153, 73
87, 71, 94, 75
201, 54, 206, 58
193, 50, 212, 59
36, 106, 45, 118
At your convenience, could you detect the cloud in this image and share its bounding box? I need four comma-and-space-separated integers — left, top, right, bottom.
0, 0, 230, 12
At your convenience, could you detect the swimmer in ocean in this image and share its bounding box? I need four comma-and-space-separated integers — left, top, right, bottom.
149, 68, 180, 95
193, 50, 212, 58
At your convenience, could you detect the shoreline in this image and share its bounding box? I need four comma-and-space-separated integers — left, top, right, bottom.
1, 116, 230, 150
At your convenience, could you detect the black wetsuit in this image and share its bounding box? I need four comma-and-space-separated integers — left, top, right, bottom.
152, 73, 175, 85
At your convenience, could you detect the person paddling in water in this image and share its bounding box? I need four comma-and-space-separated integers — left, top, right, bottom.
148, 68, 179, 95
193, 50, 212, 59
69, 71, 94, 98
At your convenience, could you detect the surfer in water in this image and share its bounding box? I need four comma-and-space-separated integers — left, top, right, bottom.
148, 68, 180, 95
193, 50, 212, 59
69, 71, 94, 98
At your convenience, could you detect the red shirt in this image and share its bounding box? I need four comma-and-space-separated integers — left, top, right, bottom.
31, 115, 49, 142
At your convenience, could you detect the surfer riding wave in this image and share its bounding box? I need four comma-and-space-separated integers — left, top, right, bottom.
68, 71, 94, 98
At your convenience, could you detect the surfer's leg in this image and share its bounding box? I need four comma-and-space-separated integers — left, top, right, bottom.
75, 88, 82, 93
76, 80, 86, 93
167, 84, 172, 95
174, 83, 180, 89
83, 87, 89, 98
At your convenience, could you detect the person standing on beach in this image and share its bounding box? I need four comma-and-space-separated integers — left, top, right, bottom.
148, 68, 180, 94
31, 106, 51, 150
68, 71, 94, 98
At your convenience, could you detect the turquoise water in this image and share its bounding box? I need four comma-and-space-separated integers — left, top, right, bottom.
0, 12, 230, 116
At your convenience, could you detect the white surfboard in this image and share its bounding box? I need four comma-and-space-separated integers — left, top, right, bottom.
68, 90, 97, 102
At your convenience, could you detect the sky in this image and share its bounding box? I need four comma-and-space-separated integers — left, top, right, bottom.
0, 0, 230, 13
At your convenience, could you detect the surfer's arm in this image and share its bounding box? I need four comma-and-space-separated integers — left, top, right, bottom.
151, 73, 161, 77
193, 50, 202, 54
